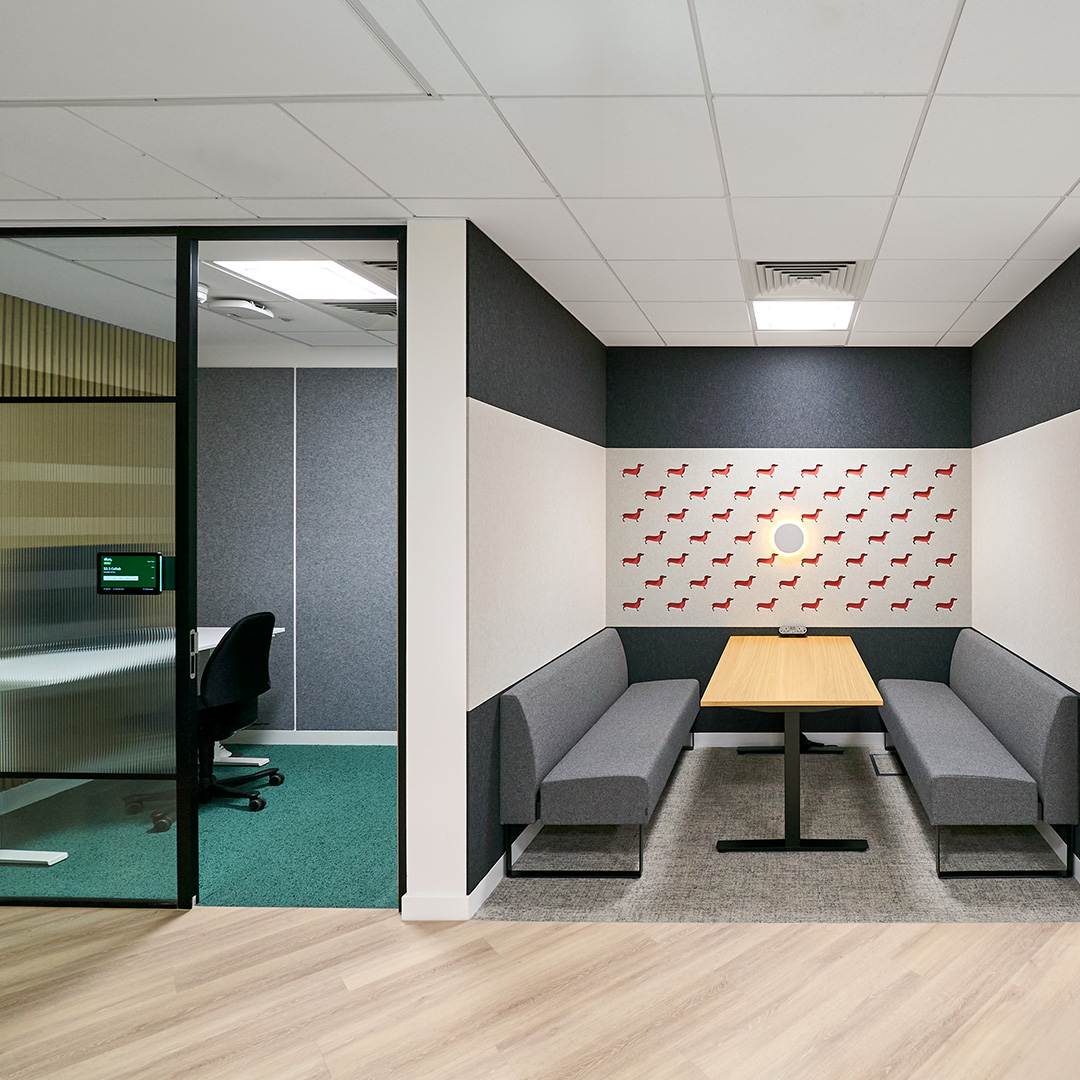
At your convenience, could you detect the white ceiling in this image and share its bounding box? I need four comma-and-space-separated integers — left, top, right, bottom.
2, 0, 1080, 347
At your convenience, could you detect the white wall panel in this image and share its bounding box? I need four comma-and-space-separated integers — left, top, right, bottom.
468, 400, 606, 709
972, 409, 1080, 689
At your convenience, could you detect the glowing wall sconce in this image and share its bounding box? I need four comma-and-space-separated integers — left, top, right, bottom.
772, 521, 806, 556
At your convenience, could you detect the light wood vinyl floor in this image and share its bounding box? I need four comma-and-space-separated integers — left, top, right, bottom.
3, 905, 1080, 1079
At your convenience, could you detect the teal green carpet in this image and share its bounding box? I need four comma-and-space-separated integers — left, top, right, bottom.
0, 746, 398, 908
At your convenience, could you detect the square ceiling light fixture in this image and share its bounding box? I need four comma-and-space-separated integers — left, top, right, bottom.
214, 260, 396, 301
752, 300, 855, 331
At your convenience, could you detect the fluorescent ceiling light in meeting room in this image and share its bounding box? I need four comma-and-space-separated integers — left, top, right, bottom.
214, 260, 396, 301
753, 300, 854, 332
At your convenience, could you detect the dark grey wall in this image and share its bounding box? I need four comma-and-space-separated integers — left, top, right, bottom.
972, 248, 1080, 446
466, 223, 607, 445
198, 368, 294, 729
296, 368, 397, 730
607, 347, 971, 448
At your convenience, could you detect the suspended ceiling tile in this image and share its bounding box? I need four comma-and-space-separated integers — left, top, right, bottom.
73, 105, 385, 199
600, 331, 665, 346
854, 301, 969, 332
938, 0, 1080, 94
902, 97, 1080, 198
0, 0, 421, 100
0, 173, 51, 199
862, 260, 1005, 302
400, 198, 596, 258
938, 330, 982, 347
17, 236, 174, 260
72, 198, 255, 221
731, 197, 892, 261
561, 301, 653, 332
232, 198, 408, 220
309, 241, 401, 262
1014, 200, 1080, 260
879, 198, 1058, 260
638, 301, 751, 333
200, 239, 331, 263
978, 260, 1062, 302
285, 98, 550, 199
697, 0, 956, 94
659, 331, 756, 347
0, 109, 216, 199
715, 96, 923, 197
846, 331, 946, 347
754, 331, 850, 347
949, 301, 1017, 334
565, 198, 736, 260
421, 0, 703, 95
496, 97, 723, 198
0, 201, 102, 221
609, 260, 744, 302
517, 261, 631, 302
78, 260, 178, 298
276, 331, 394, 346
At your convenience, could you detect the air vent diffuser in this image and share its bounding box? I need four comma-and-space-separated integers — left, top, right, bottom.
747, 261, 867, 300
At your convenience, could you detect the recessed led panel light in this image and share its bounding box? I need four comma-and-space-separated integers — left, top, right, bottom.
214, 260, 395, 301
753, 300, 854, 331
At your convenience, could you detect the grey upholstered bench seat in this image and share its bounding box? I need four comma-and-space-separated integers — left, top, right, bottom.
540, 678, 700, 825
878, 679, 1038, 826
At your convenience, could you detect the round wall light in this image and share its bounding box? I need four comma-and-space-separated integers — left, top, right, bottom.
773, 521, 806, 555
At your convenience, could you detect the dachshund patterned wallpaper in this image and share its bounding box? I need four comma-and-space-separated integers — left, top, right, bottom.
608, 449, 970, 627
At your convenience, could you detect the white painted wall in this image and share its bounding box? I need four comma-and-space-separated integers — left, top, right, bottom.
402, 220, 470, 920
467, 399, 607, 709
972, 408, 1080, 690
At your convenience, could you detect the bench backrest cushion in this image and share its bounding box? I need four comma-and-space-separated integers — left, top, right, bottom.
950, 628, 1079, 824
500, 628, 629, 824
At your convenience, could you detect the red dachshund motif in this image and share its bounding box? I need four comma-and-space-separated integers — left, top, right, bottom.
667, 597, 690, 611
824, 532, 845, 543
622, 463, 644, 477
891, 464, 912, 477
913, 576, 934, 589
935, 464, 957, 477
935, 553, 958, 566
734, 576, 756, 588
645, 576, 666, 588
802, 553, 822, 566
689, 531, 710, 544
712, 553, 734, 566
802, 598, 823, 611
935, 508, 957, 522
622, 597, 644, 610
802, 508, 823, 521
891, 598, 912, 611
846, 598, 868, 611
824, 576, 845, 588
712, 508, 734, 521
712, 598, 734, 610
622, 552, 644, 566
869, 576, 889, 588
623, 508, 644, 521
734, 532, 755, 543
645, 486, 666, 499
913, 531, 934, 543
667, 464, 689, 477
869, 532, 889, 543
757, 508, 778, 522
846, 509, 867, 522
757, 553, 777, 566
913, 487, 934, 499
846, 553, 868, 566
824, 487, 844, 499
734, 487, 755, 499
890, 508, 912, 522
846, 464, 867, 477
891, 553, 912, 567
712, 464, 733, 477
756, 464, 778, 477
936, 598, 958, 611
690, 576, 711, 589
667, 508, 689, 522
689, 487, 711, 499
801, 464, 822, 477
645, 531, 666, 544
667, 552, 689, 566
757, 598, 778, 611
868, 487, 889, 499
779, 576, 800, 588
779, 487, 800, 499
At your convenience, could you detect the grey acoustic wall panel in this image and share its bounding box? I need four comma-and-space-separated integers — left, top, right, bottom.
296, 368, 397, 730
197, 368, 294, 729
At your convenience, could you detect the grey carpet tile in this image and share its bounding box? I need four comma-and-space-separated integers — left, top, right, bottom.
476, 747, 1080, 923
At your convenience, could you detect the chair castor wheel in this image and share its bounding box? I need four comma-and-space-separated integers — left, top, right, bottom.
249, 796, 266, 812
150, 814, 173, 833
268, 773, 284, 786
125, 801, 143, 814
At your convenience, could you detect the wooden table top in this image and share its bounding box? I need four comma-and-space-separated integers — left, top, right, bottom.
700, 635, 883, 709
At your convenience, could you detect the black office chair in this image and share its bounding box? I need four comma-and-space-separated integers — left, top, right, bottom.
196, 611, 283, 811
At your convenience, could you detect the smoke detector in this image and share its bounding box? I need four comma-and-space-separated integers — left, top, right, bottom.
205, 298, 275, 320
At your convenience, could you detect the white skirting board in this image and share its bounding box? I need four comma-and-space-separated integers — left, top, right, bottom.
222, 729, 396, 746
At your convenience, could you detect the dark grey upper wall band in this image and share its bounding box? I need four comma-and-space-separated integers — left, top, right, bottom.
607, 347, 972, 449
466, 223, 607, 446
972, 248, 1080, 446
